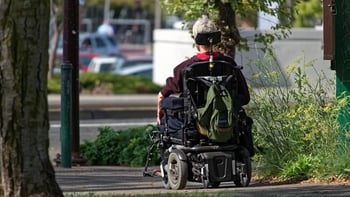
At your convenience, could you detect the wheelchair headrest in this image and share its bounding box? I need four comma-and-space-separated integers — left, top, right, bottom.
195, 31, 221, 45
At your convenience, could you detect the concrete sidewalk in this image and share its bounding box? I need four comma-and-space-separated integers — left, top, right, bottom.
55, 166, 350, 196
51, 95, 350, 196
48, 94, 157, 120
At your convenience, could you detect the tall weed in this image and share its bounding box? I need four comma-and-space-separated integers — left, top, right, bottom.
246, 51, 350, 180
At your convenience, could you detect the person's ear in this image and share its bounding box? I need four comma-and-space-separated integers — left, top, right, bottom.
195, 44, 200, 51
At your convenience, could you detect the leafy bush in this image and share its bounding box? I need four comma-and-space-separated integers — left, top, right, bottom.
47, 76, 61, 94
80, 125, 160, 166
280, 155, 319, 181
247, 52, 350, 180
48, 73, 161, 94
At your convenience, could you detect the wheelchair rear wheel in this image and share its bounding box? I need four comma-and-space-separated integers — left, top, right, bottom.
167, 152, 188, 190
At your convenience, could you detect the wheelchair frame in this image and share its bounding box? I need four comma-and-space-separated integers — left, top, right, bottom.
143, 59, 253, 190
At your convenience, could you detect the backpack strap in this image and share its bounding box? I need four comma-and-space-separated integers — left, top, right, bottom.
195, 77, 212, 87
195, 75, 233, 87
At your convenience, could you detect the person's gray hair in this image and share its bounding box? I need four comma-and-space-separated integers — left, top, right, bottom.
192, 15, 217, 40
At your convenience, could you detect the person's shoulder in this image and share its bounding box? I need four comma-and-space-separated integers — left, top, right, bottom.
173, 55, 198, 70
217, 53, 233, 60
180, 55, 198, 64
216, 53, 235, 63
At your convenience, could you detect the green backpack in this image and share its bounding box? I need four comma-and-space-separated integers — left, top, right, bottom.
196, 83, 236, 142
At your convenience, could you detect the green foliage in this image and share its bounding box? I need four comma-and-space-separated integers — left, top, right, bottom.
47, 76, 61, 94
80, 125, 160, 166
280, 155, 319, 181
159, 0, 293, 50
293, 0, 322, 27
48, 73, 161, 94
118, 126, 158, 166
159, 0, 211, 20
247, 51, 350, 180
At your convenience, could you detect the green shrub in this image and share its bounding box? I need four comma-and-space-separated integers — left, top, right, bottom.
280, 155, 319, 181
47, 76, 61, 94
48, 73, 161, 94
80, 125, 160, 166
247, 51, 350, 180
80, 73, 161, 94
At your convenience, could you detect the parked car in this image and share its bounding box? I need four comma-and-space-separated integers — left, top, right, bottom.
78, 52, 100, 72
118, 63, 153, 80
113, 55, 153, 74
53, 52, 99, 74
88, 56, 123, 73
80, 33, 120, 56
85, 54, 153, 76
56, 33, 120, 56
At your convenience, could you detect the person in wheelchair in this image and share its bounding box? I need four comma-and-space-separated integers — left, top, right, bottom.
146, 16, 255, 188
156, 15, 252, 147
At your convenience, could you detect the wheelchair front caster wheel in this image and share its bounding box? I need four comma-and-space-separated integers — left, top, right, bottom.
167, 152, 188, 190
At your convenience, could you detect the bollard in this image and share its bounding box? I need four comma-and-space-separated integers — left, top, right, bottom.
60, 63, 72, 168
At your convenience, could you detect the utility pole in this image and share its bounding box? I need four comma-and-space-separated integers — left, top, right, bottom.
62, 0, 82, 166
70, 0, 83, 165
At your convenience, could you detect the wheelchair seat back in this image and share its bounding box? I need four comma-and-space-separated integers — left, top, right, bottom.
159, 59, 242, 145
182, 60, 239, 109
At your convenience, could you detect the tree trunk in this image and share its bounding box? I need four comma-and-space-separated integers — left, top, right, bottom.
0, 1, 63, 196
214, 0, 240, 58
48, 26, 62, 79
48, 0, 63, 80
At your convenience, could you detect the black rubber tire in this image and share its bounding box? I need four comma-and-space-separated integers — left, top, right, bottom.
161, 169, 171, 189
167, 152, 188, 190
210, 181, 221, 188
234, 148, 252, 187
202, 178, 209, 189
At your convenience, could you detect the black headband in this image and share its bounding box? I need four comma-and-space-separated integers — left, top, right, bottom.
195, 31, 221, 45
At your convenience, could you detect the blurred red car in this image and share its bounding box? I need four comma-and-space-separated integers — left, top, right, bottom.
54, 52, 99, 74
78, 52, 99, 72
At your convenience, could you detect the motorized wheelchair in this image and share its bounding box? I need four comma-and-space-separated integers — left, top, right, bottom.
143, 32, 254, 190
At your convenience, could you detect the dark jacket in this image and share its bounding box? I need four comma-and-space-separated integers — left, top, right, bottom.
160, 52, 250, 105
